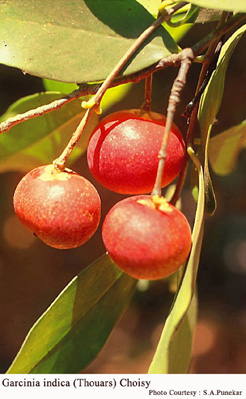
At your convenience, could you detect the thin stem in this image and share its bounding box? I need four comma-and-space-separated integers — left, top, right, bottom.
142, 74, 153, 111
184, 11, 229, 120
192, 12, 246, 56
91, 2, 188, 106
53, 108, 94, 169
170, 160, 189, 205
0, 89, 83, 134
151, 48, 194, 197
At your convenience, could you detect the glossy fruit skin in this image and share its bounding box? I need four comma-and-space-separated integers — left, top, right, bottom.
102, 195, 192, 280
13, 164, 101, 249
87, 109, 186, 194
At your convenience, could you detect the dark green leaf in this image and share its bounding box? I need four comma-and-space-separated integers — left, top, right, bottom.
0, 0, 178, 83
148, 152, 204, 373
209, 120, 246, 175
7, 254, 136, 374
0, 92, 98, 173
189, 0, 246, 12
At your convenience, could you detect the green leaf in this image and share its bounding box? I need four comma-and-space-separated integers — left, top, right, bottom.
136, 1, 198, 43
138, 0, 221, 24
199, 25, 246, 138
0, 0, 178, 83
148, 152, 204, 374
136, 0, 161, 17
209, 120, 246, 175
164, 289, 198, 373
197, 24, 246, 214
43, 79, 132, 112
42, 80, 79, 94
189, 0, 246, 13
7, 254, 137, 374
0, 92, 98, 173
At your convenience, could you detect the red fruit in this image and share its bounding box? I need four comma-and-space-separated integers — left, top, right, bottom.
13, 164, 101, 249
87, 109, 186, 194
102, 195, 192, 280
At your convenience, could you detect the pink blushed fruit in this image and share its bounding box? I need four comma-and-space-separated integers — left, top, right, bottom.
102, 195, 192, 280
87, 109, 186, 194
13, 164, 101, 249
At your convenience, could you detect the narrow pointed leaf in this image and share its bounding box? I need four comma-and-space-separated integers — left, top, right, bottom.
0, 92, 98, 173
165, 290, 198, 373
0, 0, 178, 83
189, 0, 246, 13
209, 120, 246, 175
197, 24, 246, 213
7, 254, 137, 374
148, 156, 204, 374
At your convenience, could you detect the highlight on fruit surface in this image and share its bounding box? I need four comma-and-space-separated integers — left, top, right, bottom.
13, 164, 101, 249
102, 195, 192, 280
87, 109, 186, 195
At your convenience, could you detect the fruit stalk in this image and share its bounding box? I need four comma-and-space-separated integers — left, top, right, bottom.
142, 74, 153, 112
53, 108, 94, 170
151, 48, 194, 197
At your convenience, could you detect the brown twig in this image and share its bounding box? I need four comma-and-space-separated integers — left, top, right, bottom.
151, 48, 194, 197
53, 108, 94, 169
0, 89, 83, 134
192, 12, 246, 55
142, 74, 153, 111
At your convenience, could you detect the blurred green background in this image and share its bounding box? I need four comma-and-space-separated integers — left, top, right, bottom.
0, 23, 246, 374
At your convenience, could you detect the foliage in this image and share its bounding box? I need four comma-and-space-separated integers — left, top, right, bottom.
0, 0, 245, 374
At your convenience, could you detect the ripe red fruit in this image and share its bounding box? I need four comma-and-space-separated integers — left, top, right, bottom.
102, 195, 192, 280
87, 109, 186, 194
13, 164, 101, 249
